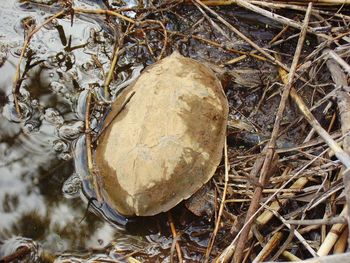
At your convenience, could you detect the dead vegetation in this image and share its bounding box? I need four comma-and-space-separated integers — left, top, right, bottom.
6, 0, 350, 262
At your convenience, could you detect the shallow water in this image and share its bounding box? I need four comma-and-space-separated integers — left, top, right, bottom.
0, 0, 280, 261
0, 0, 123, 255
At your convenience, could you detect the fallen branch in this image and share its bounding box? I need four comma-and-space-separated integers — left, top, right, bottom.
233, 4, 312, 262
286, 216, 347, 225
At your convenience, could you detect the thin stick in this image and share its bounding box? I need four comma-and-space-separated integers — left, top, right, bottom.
215, 133, 335, 262
256, 176, 308, 225
193, 1, 231, 42
278, 54, 350, 256
140, 20, 168, 60
250, 1, 350, 20
104, 26, 127, 100
278, 48, 350, 258
324, 46, 350, 249
168, 212, 183, 263
193, 0, 291, 73
85, 91, 103, 202
12, 10, 66, 117
329, 50, 350, 74
205, 138, 229, 261
289, 88, 350, 168
104, 45, 121, 100
275, 58, 350, 169
269, 26, 290, 45
73, 8, 135, 24
201, 0, 350, 6
266, 206, 318, 257
286, 217, 347, 225
233, 4, 312, 263
173, 31, 266, 61
233, 0, 330, 40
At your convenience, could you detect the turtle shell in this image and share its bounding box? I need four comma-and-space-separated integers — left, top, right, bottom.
95, 52, 228, 216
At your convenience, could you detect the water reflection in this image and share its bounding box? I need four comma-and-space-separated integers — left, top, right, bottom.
0, 0, 123, 256
0, 103, 117, 251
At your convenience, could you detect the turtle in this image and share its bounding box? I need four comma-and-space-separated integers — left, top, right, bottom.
95, 51, 229, 217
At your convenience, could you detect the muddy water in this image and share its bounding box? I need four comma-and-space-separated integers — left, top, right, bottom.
0, 0, 279, 261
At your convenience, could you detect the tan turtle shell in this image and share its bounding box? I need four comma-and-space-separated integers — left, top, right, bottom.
95, 52, 228, 216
